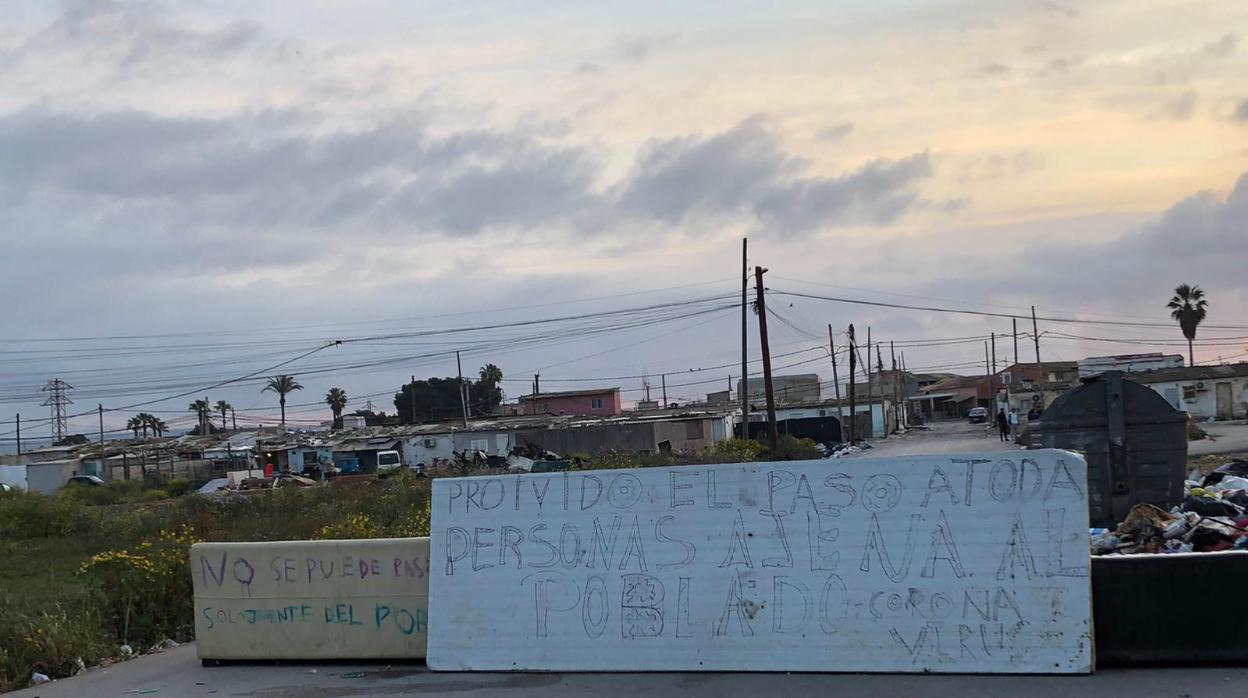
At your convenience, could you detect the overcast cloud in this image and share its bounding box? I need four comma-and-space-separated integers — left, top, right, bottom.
1, 0, 1247, 439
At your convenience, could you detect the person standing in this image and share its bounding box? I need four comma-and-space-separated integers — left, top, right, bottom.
996, 408, 1010, 442
1008, 408, 1020, 442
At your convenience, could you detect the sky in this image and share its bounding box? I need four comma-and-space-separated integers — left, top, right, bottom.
1, 0, 1247, 445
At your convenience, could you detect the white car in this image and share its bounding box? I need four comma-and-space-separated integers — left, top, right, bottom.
376, 450, 403, 475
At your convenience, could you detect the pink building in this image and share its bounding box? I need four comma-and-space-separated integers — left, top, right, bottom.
519, 388, 622, 417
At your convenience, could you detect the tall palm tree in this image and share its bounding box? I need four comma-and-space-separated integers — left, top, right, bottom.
126, 416, 142, 439
188, 399, 211, 434
1167, 284, 1209, 366
479, 364, 503, 384
149, 416, 169, 437
215, 400, 232, 430
263, 374, 303, 427
325, 387, 348, 429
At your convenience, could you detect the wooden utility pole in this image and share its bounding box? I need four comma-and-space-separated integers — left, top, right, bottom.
456, 351, 468, 427
847, 324, 857, 443
828, 325, 842, 431
1013, 318, 1019, 371
98, 404, 105, 471
876, 344, 887, 439
991, 333, 998, 414
1032, 305, 1043, 411
754, 266, 779, 449
983, 342, 993, 412
14, 413, 19, 456
661, 374, 668, 409
740, 237, 748, 438
890, 340, 900, 432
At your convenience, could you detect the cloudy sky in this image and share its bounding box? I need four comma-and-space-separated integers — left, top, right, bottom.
2, 0, 1247, 442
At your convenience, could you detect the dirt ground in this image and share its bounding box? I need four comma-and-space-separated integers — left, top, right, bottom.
842, 419, 1024, 458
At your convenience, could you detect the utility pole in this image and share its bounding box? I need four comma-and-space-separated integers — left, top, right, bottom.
865, 327, 875, 439
991, 333, 998, 415
876, 344, 887, 439
828, 325, 842, 432
984, 341, 991, 411
98, 404, 104, 469
740, 237, 749, 440
890, 340, 900, 432
410, 375, 417, 424
14, 413, 20, 456
1032, 305, 1043, 411
661, 374, 668, 409
754, 266, 779, 449
456, 351, 468, 427
847, 324, 857, 443
1013, 318, 1019, 372
533, 374, 540, 396
203, 395, 209, 435
644, 374, 651, 402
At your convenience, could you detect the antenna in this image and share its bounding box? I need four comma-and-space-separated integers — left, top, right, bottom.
41, 378, 74, 443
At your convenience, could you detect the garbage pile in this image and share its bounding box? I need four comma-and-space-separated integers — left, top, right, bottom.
1091, 459, 1248, 555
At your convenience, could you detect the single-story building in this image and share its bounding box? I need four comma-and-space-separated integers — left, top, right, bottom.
1131, 363, 1248, 421
329, 435, 402, 473
518, 387, 623, 417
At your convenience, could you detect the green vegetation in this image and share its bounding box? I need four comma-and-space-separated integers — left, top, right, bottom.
0, 473, 431, 692
0, 436, 819, 690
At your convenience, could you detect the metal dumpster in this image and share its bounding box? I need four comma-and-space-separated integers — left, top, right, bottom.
1093, 551, 1248, 663
1031, 371, 1187, 528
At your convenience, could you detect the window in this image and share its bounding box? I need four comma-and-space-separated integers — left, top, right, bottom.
591, 398, 604, 409
1002, 372, 1012, 385
539, 403, 549, 413
1183, 385, 1198, 402
301, 452, 318, 466
685, 421, 704, 440
422, 438, 437, 448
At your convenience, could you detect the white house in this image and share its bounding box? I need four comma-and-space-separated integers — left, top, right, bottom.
1131, 363, 1248, 420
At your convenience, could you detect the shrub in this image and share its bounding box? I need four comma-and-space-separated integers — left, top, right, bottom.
0, 604, 111, 692
78, 525, 200, 648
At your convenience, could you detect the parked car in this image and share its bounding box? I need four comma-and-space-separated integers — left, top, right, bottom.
0, 483, 14, 493
967, 407, 989, 424
375, 450, 403, 476
66, 475, 106, 487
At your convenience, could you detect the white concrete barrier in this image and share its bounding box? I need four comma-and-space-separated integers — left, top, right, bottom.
427, 451, 1093, 673
192, 538, 430, 660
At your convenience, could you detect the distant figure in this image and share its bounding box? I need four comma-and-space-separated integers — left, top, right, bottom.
1008, 408, 1020, 442
996, 409, 1010, 442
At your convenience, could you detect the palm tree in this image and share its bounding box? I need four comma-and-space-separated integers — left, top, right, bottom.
215, 400, 232, 430
479, 364, 503, 384
188, 399, 212, 434
263, 374, 303, 427
127, 416, 142, 439
325, 387, 348, 429
1167, 284, 1209, 366
149, 416, 169, 437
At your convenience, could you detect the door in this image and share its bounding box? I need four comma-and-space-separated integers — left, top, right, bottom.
1163, 387, 1181, 411
1216, 382, 1233, 420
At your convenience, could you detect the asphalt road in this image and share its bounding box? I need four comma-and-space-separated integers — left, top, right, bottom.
9, 644, 1248, 697
1189, 422, 1248, 456
844, 420, 1023, 458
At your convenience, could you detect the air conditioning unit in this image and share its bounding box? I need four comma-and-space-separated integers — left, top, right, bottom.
1196, 381, 1206, 390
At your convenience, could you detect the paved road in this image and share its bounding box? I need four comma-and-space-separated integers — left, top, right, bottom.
844, 420, 1023, 458
9, 644, 1247, 697
1189, 422, 1248, 456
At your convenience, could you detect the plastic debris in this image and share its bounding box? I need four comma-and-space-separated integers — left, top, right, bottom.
119, 644, 133, 657
31, 672, 50, 685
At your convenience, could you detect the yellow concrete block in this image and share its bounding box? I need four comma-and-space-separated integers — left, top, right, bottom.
192, 538, 429, 660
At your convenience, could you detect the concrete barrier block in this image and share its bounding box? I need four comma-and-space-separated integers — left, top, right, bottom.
192, 538, 430, 660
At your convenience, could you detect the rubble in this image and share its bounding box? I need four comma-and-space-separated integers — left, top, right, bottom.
1091, 458, 1248, 555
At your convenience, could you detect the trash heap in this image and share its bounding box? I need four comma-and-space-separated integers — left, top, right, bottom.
1091, 459, 1248, 555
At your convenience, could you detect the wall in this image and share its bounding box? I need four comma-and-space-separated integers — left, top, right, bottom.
521, 391, 622, 417
25, 460, 80, 493
652, 417, 719, 452
0, 464, 26, 490
516, 422, 656, 455
287, 447, 332, 473
400, 430, 513, 468
773, 402, 887, 438
1142, 377, 1248, 420
192, 538, 430, 660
